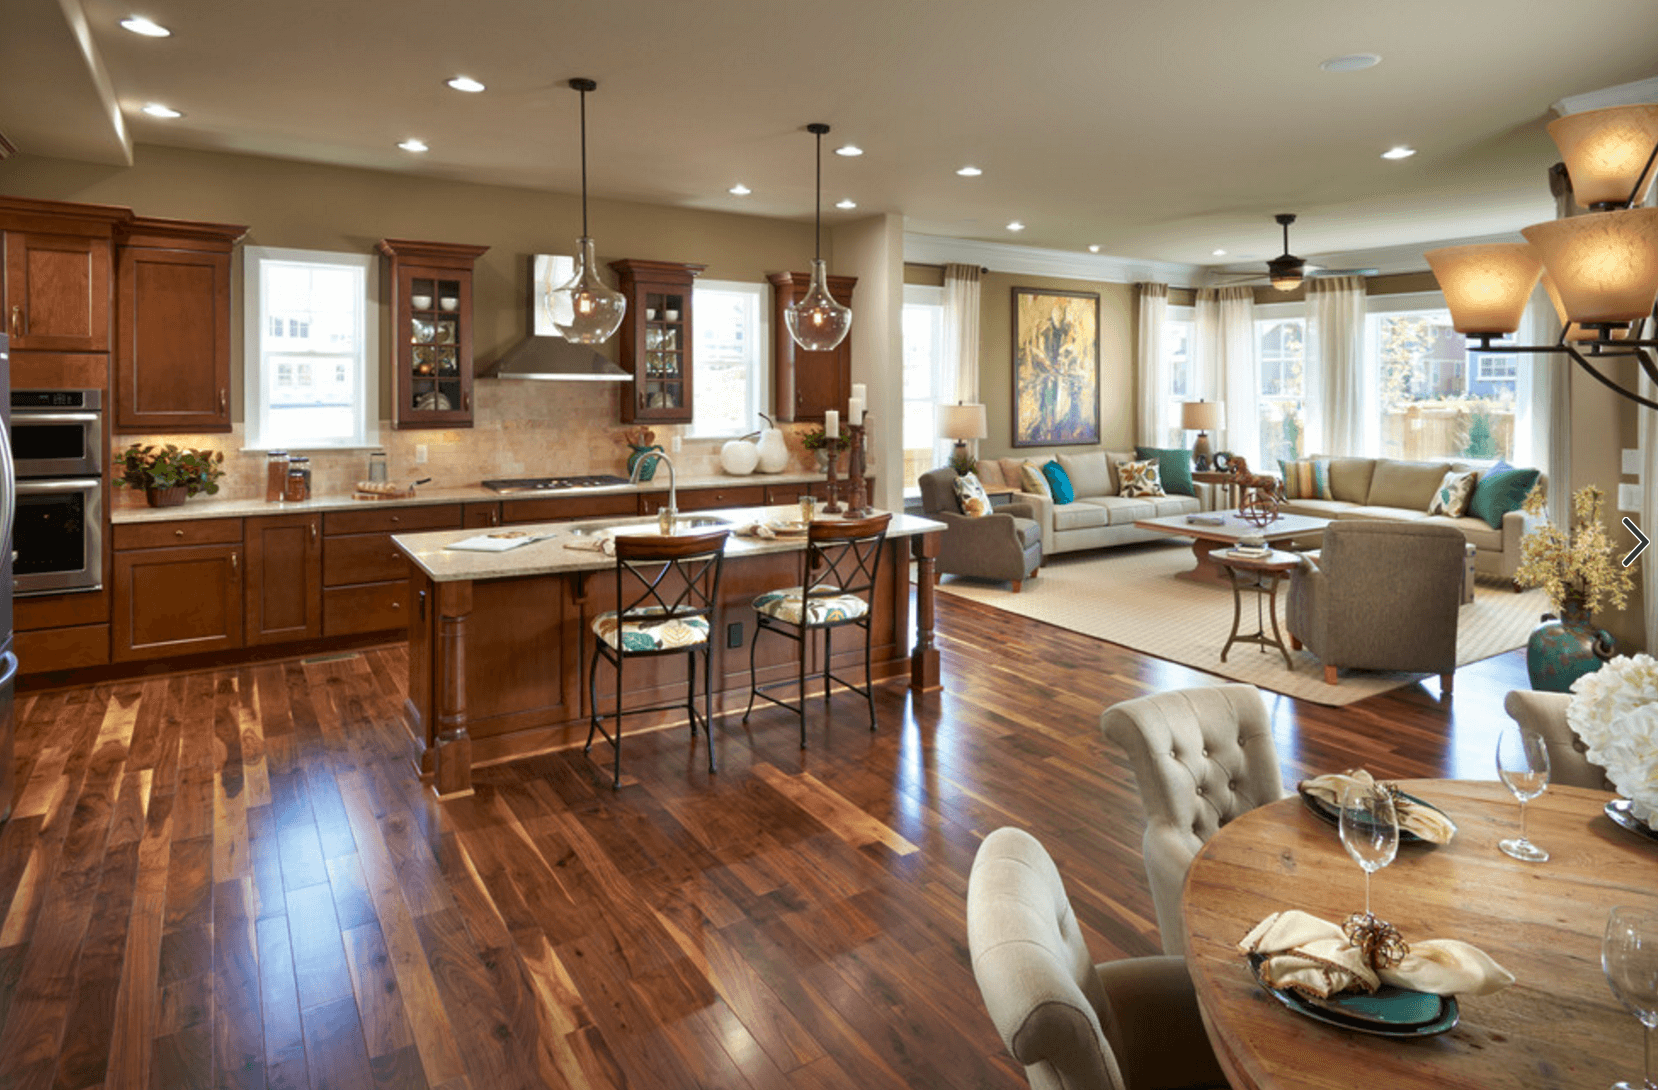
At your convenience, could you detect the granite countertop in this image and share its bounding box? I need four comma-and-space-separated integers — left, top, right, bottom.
109, 471, 844, 524
392, 505, 943, 583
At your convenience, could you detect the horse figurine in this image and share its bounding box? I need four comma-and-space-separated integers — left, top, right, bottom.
1223, 456, 1282, 526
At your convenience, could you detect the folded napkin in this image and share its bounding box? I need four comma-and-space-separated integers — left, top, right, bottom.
734, 522, 779, 539
1240, 910, 1514, 998
1299, 769, 1457, 844
562, 535, 616, 556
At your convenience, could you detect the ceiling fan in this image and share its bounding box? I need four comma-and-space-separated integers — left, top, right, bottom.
1214, 213, 1378, 289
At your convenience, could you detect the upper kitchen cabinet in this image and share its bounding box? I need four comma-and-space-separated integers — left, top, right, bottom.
767, 270, 856, 422
115, 216, 247, 433
0, 196, 129, 353
610, 259, 705, 424
378, 238, 490, 430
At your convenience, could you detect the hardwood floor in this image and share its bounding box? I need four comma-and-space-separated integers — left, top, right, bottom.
0, 593, 1530, 1090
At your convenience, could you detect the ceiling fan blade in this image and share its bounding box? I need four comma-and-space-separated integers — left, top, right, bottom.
1305, 266, 1380, 278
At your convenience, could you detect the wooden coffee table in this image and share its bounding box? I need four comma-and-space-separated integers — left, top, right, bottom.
1133, 510, 1330, 585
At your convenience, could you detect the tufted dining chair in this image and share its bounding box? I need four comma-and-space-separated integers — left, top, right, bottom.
1100, 684, 1285, 956
967, 827, 1227, 1090
1502, 689, 1613, 791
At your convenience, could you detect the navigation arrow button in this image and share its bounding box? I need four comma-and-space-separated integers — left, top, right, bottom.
1622, 517, 1649, 568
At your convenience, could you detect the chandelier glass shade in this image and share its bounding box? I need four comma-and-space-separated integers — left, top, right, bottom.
549, 78, 626, 345
1519, 207, 1658, 324
785, 123, 853, 352
1545, 104, 1658, 209
1423, 243, 1542, 334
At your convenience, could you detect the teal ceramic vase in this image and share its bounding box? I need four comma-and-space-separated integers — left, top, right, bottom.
1526, 601, 1615, 692
627, 444, 663, 481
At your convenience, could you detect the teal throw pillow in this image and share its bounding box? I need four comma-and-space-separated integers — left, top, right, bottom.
1041, 460, 1075, 504
1135, 446, 1195, 496
1468, 466, 1540, 529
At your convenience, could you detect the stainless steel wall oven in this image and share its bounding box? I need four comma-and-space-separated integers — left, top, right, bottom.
11, 390, 102, 597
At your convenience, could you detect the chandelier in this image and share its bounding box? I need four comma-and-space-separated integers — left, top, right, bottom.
785, 123, 853, 352
1426, 104, 1658, 408
548, 78, 627, 344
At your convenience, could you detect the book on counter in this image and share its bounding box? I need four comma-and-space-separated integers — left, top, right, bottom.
1227, 545, 1272, 558
1186, 513, 1227, 526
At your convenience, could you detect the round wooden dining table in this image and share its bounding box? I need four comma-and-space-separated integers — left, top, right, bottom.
1180, 779, 1658, 1090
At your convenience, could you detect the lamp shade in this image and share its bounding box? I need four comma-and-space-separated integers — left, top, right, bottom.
1180, 400, 1223, 431
1424, 243, 1543, 335
1541, 271, 1632, 342
1520, 207, 1658, 324
938, 402, 988, 441
1546, 104, 1658, 208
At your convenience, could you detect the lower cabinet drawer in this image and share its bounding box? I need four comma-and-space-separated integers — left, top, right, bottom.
15, 623, 110, 673
324, 580, 410, 637
324, 533, 409, 587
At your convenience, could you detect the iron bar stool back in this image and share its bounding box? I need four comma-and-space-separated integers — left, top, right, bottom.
586, 529, 729, 788
744, 513, 891, 744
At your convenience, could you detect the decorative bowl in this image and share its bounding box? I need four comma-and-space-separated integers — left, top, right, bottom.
439, 297, 459, 312
411, 294, 433, 309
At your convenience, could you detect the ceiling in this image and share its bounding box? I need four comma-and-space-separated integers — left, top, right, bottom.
6, 0, 1658, 270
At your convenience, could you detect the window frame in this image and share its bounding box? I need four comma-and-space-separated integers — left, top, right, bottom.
901, 283, 948, 496
687, 278, 770, 440
242, 245, 379, 452
1251, 301, 1307, 464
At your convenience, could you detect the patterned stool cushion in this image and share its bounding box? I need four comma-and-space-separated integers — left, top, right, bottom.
592, 608, 710, 651
753, 586, 869, 626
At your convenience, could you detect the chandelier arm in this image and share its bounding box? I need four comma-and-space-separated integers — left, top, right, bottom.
1622, 141, 1658, 210
1564, 344, 1658, 411
1637, 347, 1658, 391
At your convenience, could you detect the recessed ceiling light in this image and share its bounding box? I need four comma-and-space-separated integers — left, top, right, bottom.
1381, 145, 1417, 160
121, 15, 170, 37
446, 76, 486, 93
728, 183, 751, 196
140, 103, 182, 119
1006, 221, 1025, 232
397, 138, 429, 153
956, 165, 983, 177
835, 145, 863, 157
835, 199, 857, 210
1212, 248, 1228, 256
1088, 245, 1101, 253
1319, 53, 1381, 72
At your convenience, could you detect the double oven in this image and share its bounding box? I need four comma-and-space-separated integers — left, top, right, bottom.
11, 389, 102, 597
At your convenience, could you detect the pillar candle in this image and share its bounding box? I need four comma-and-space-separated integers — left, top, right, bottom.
847, 398, 865, 426
825, 410, 839, 439
851, 382, 867, 403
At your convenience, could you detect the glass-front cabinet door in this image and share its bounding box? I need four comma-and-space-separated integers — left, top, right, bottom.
611, 259, 705, 424
377, 239, 490, 430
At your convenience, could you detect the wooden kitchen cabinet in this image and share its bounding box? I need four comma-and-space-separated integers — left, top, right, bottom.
2, 229, 111, 352
378, 238, 489, 430
610, 259, 705, 424
768, 270, 856, 422
112, 539, 243, 662
322, 503, 461, 637
115, 216, 246, 432
245, 512, 323, 646
640, 484, 768, 514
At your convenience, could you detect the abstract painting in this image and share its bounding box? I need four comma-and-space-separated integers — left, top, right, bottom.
1012, 288, 1100, 447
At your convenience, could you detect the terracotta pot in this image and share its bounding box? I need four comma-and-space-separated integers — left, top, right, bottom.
144, 485, 188, 508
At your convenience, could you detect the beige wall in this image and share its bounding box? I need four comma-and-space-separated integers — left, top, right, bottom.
834, 215, 906, 511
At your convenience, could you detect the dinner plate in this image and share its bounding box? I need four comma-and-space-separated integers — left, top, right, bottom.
414, 391, 453, 412
1298, 786, 1451, 845
767, 520, 810, 536
1247, 954, 1459, 1037
1605, 799, 1658, 843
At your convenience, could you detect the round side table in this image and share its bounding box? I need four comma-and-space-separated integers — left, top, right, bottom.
1209, 548, 1302, 668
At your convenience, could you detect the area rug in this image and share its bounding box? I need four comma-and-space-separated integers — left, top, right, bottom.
933, 541, 1549, 707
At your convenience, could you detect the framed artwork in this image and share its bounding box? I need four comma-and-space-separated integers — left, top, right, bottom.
1012, 287, 1100, 447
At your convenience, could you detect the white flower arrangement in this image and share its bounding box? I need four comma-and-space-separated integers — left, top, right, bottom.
1567, 654, 1658, 824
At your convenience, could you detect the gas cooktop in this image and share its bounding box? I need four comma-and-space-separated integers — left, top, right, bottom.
481, 475, 631, 494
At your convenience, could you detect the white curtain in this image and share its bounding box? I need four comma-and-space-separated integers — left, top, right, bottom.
1196, 286, 1259, 465
1635, 175, 1658, 648
1135, 283, 1171, 446
942, 263, 982, 466
1306, 276, 1367, 456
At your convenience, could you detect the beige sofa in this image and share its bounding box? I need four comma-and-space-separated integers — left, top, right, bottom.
1275, 456, 1542, 583
975, 451, 1206, 557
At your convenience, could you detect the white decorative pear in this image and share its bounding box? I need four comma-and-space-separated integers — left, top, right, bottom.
755, 415, 789, 474
720, 437, 759, 475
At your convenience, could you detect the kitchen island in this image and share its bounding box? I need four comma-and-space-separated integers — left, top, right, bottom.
393, 505, 944, 796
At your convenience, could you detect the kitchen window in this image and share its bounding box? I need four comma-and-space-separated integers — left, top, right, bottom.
243, 246, 378, 450
689, 280, 767, 438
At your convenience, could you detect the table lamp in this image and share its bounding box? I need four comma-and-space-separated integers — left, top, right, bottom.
938, 402, 988, 475
1181, 401, 1224, 470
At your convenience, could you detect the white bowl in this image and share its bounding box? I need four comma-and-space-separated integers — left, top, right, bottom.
645, 309, 658, 320
439, 297, 459, 311
664, 309, 680, 321
410, 294, 433, 309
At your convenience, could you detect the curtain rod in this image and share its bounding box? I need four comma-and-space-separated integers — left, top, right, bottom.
903, 261, 991, 273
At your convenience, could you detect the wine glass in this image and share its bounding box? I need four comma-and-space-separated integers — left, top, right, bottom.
1338, 783, 1399, 919
1496, 724, 1551, 862
1603, 906, 1658, 1090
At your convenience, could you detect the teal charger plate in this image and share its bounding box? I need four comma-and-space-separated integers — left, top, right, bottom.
1298, 787, 1454, 845
1248, 954, 1459, 1037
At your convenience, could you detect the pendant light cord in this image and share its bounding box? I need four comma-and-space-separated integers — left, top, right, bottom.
814, 127, 823, 262
579, 85, 590, 239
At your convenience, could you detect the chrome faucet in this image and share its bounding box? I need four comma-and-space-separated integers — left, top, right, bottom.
630, 450, 676, 527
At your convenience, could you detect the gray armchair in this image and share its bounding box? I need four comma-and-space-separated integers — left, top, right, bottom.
1286, 520, 1463, 691
919, 467, 1043, 592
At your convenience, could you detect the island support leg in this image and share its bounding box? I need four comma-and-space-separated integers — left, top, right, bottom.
432, 580, 475, 799
911, 533, 941, 691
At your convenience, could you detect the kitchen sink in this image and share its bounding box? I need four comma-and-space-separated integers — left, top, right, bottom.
566, 515, 732, 537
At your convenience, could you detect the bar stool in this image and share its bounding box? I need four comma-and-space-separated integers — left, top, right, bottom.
586, 529, 729, 789
744, 513, 891, 744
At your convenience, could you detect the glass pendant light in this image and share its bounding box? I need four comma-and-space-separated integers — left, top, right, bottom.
786, 123, 853, 351
549, 78, 626, 344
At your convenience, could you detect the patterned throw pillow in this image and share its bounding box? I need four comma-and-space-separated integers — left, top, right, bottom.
1428, 469, 1479, 517
1019, 460, 1052, 499
953, 472, 992, 518
1042, 461, 1075, 504
1118, 459, 1165, 498
1279, 458, 1334, 500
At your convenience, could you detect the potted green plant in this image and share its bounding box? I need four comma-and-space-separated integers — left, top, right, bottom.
115, 443, 226, 507
800, 427, 852, 471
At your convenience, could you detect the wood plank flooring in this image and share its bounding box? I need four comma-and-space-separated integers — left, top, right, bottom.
0, 592, 1530, 1089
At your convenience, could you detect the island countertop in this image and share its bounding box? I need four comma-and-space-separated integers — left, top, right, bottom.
392, 504, 944, 583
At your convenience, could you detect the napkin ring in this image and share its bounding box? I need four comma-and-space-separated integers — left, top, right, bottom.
1342, 912, 1409, 970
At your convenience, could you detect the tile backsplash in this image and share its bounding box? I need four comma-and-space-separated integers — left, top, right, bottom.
112, 379, 832, 506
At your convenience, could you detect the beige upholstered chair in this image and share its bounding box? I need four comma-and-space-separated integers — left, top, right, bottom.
967, 827, 1227, 1090
918, 467, 1043, 592
1100, 684, 1285, 956
1503, 689, 1613, 790
1286, 520, 1464, 691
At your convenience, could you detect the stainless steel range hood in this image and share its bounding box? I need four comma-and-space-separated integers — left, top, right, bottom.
483, 253, 631, 382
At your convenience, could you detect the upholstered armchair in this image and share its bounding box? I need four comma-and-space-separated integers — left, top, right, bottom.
967, 827, 1227, 1090
1503, 689, 1612, 790
1286, 520, 1464, 691
918, 467, 1043, 592
1100, 684, 1284, 956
